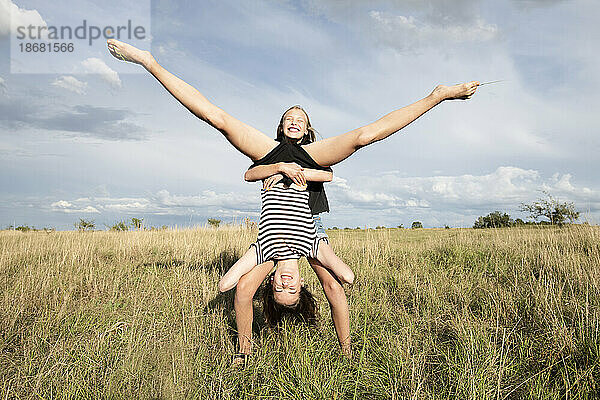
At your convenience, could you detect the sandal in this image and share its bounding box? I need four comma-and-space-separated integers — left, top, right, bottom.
232, 353, 249, 367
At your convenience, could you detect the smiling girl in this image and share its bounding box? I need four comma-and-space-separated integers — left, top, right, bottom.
106, 38, 479, 358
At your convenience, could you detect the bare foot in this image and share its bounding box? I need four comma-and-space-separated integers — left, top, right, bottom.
341, 344, 353, 359
432, 81, 480, 101
107, 39, 154, 67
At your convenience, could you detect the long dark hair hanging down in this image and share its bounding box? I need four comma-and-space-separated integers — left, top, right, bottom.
262, 272, 318, 327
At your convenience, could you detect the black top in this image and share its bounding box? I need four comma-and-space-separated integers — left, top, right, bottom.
249, 139, 331, 214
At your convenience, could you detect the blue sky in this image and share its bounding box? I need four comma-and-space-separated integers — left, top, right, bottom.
0, 0, 598, 229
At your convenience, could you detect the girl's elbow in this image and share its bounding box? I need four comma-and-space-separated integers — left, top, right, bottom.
324, 173, 333, 182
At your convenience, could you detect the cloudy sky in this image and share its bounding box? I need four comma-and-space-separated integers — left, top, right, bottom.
0, 0, 598, 230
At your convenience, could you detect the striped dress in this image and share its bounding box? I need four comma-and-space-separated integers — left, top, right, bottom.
251, 182, 325, 263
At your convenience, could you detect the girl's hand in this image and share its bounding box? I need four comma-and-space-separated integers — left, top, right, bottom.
263, 174, 284, 191
279, 162, 306, 186
107, 39, 155, 67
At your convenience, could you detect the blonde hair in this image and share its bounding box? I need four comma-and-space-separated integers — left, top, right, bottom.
276, 105, 317, 145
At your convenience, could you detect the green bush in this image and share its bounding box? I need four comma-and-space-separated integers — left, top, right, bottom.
131, 218, 143, 230
207, 218, 221, 228
75, 218, 95, 231
110, 221, 129, 231
473, 211, 513, 229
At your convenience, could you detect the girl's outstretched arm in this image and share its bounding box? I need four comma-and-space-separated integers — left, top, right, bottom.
107, 39, 276, 161
219, 248, 259, 293
234, 261, 274, 356
303, 82, 480, 167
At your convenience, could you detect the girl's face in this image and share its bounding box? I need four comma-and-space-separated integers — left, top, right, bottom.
282, 108, 308, 141
272, 259, 304, 306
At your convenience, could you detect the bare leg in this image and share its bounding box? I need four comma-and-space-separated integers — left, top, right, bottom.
303, 82, 480, 167
234, 261, 274, 355
107, 39, 276, 161
219, 248, 258, 293
107, 41, 478, 165
316, 242, 354, 285
309, 257, 352, 357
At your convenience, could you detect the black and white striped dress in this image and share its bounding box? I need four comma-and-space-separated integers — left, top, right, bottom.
251, 182, 325, 263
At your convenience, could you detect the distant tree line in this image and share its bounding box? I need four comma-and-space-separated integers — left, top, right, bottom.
72, 217, 168, 232
473, 211, 518, 229
5, 224, 55, 233
474, 192, 580, 229
3, 191, 583, 233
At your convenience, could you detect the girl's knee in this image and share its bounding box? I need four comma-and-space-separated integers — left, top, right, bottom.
356, 128, 376, 148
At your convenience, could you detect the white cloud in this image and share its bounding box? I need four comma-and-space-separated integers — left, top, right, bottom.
319, 166, 600, 227
51, 200, 99, 213
368, 10, 498, 52
47, 189, 261, 218
329, 177, 420, 208
80, 58, 122, 89
0, 143, 32, 157
301, 0, 497, 52
328, 166, 598, 216
546, 173, 575, 193
0, 0, 46, 38
51, 76, 88, 95
0, 76, 5, 94
511, 0, 566, 10
30, 166, 600, 228
155, 40, 187, 58
104, 201, 150, 212
153, 189, 259, 210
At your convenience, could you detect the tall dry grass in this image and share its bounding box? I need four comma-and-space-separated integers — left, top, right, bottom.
1, 225, 598, 399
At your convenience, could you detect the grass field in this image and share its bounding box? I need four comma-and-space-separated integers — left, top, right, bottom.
1, 226, 599, 399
